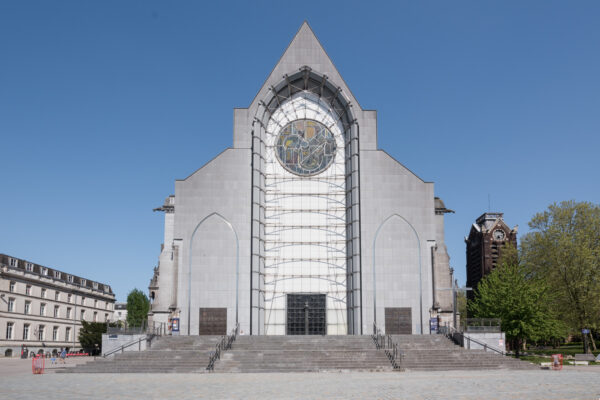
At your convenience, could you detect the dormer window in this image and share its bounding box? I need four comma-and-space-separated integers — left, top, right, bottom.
81, 279, 87, 286
93, 282, 98, 290
9, 258, 17, 267
68, 275, 74, 283
26, 263, 34, 272
42, 268, 48, 276
54, 271, 61, 279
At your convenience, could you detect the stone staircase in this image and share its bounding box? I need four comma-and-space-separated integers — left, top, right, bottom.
60, 335, 222, 373
60, 334, 536, 373
213, 335, 393, 373
392, 335, 537, 371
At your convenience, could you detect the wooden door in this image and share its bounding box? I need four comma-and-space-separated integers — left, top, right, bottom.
199, 308, 227, 335
385, 307, 412, 334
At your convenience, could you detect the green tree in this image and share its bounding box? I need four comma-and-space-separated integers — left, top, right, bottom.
468, 247, 562, 355
78, 321, 107, 355
520, 200, 600, 350
126, 289, 150, 328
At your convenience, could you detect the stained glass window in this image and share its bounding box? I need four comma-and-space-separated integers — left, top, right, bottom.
275, 119, 336, 176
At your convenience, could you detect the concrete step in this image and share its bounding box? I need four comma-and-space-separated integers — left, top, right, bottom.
59, 334, 536, 373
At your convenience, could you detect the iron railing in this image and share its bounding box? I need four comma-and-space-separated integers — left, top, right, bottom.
106, 320, 168, 336
462, 318, 501, 333
443, 323, 506, 356
206, 323, 240, 371
372, 323, 402, 370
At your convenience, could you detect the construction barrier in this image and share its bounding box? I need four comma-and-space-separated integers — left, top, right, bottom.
551, 354, 563, 370
32, 355, 45, 374
67, 352, 89, 357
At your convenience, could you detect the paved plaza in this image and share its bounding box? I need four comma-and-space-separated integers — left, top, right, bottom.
2, 358, 600, 399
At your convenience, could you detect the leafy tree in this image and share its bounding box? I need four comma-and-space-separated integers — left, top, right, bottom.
520, 201, 600, 350
78, 321, 107, 355
468, 247, 563, 355
126, 289, 150, 328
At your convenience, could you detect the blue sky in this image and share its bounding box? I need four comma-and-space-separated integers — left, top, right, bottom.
1, 1, 598, 301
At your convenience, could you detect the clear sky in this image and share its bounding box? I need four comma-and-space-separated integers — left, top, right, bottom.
1, 1, 598, 302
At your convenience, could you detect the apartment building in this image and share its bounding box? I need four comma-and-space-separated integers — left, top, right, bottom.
0, 254, 115, 357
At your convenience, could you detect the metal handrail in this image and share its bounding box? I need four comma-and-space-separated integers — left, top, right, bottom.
444, 323, 506, 356
207, 323, 240, 371
371, 322, 402, 370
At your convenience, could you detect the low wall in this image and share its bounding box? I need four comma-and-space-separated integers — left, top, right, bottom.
460, 332, 506, 353
102, 334, 147, 358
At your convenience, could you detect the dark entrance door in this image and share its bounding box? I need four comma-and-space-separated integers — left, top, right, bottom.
385, 307, 412, 334
199, 308, 227, 335
287, 294, 326, 335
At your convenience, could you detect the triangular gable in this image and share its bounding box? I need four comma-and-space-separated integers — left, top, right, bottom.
247, 21, 362, 114
487, 219, 511, 234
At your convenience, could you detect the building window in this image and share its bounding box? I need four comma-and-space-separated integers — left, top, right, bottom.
8, 298, 15, 312
24, 301, 31, 315
9, 258, 16, 267
94, 300, 98, 308
38, 325, 45, 340
23, 324, 30, 340
26, 262, 34, 272
93, 282, 98, 290
42, 268, 48, 276
55, 291, 60, 301
52, 326, 59, 341
26, 285, 31, 295
40, 303, 46, 316
41, 288, 46, 298
81, 297, 85, 306
6, 322, 14, 339
54, 305, 60, 318
104, 313, 109, 322
68, 275, 73, 283
54, 271, 61, 279
93, 312, 98, 322
80, 310, 85, 320
65, 327, 71, 341
67, 294, 72, 303
81, 279, 87, 286
66, 307, 72, 319
9, 281, 15, 292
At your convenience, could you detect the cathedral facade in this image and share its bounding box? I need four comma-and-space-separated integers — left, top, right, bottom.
149, 23, 454, 336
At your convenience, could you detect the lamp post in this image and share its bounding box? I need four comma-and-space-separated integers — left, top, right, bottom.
438, 279, 472, 330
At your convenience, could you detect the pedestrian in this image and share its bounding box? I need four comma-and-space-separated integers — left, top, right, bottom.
60, 348, 67, 364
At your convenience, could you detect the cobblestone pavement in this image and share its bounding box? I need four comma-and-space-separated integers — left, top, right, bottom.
1, 358, 600, 400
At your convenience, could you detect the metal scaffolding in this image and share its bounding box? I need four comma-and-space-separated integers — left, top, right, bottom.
250, 67, 362, 335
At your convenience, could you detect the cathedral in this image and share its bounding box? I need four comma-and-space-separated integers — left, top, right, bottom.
148, 22, 454, 336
